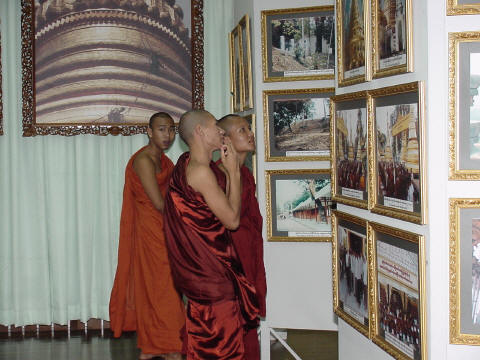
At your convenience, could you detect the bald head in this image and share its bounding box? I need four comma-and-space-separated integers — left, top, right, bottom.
217, 114, 243, 136
178, 109, 215, 144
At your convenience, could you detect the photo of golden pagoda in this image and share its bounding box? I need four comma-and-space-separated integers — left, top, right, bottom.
342, 0, 365, 76
377, 0, 407, 68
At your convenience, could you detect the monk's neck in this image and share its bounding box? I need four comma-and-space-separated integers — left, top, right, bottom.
237, 151, 248, 167
146, 141, 164, 159
189, 143, 213, 165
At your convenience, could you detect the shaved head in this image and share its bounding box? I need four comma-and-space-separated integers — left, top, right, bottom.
217, 114, 243, 135
178, 109, 214, 144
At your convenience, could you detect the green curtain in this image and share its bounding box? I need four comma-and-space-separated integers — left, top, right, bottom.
0, 0, 232, 326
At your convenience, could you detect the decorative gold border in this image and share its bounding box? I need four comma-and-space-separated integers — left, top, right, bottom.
265, 169, 332, 242
263, 88, 334, 162
449, 198, 480, 345
367, 81, 427, 224
336, 0, 370, 87
448, 31, 480, 180
238, 15, 253, 111
332, 211, 370, 338
368, 222, 427, 360
371, 0, 413, 79
244, 113, 257, 184
261, 6, 335, 83
447, 0, 480, 15
230, 25, 243, 113
331, 91, 369, 209
20, 0, 204, 136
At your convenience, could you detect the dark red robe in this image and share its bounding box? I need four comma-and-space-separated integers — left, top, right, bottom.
164, 152, 259, 360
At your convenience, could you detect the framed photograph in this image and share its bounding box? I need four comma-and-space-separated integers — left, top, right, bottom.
263, 88, 334, 162
449, 198, 480, 344
261, 6, 335, 82
447, 0, 480, 15
371, 0, 413, 79
239, 15, 253, 111
21, 0, 204, 136
336, 0, 369, 87
368, 82, 427, 224
244, 113, 257, 182
265, 169, 332, 242
332, 211, 370, 338
230, 24, 243, 113
449, 31, 480, 180
331, 91, 368, 209
369, 222, 426, 360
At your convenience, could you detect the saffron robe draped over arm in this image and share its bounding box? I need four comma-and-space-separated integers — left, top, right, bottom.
109, 148, 185, 355
164, 152, 259, 360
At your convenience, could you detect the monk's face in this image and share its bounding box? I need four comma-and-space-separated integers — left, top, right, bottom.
148, 116, 176, 150
226, 117, 255, 153
201, 114, 225, 150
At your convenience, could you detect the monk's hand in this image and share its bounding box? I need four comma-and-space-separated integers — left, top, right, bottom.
221, 138, 239, 174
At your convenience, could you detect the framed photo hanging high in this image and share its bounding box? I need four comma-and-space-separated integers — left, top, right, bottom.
368, 82, 426, 224
332, 211, 370, 338
447, 0, 480, 15
265, 169, 332, 242
331, 91, 368, 209
371, 0, 413, 79
21, 0, 204, 136
261, 6, 335, 82
449, 198, 480, 345
336, 0, 369, 87
230, 24, 243, 113
369, 222, 427, 360
263, 88, 334, 162
239, 15, 253, 111
449, 31, 480, 180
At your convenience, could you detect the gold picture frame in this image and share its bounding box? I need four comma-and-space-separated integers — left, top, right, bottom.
447, 0, 480, 15
336, 0, 370, 87
449, 198, 480, 345
229, 24, 243, 113
368, 81, 427, 224
331, 91, 369, 209
265, 169, 332, 242
332, 211, 371, 338
261, 6, 335, 82
369, 222, 427, 360
263, 88, 334, 162
371, 0, 413, 79
239, 15, 254, 111
448, 31, 480, 180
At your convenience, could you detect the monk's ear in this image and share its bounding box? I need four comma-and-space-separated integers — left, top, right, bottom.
147, 126, 153, 139
194, 123, 204, 138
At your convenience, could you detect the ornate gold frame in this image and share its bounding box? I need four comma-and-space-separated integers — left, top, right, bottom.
449, 198, 480, 345
21, 0, 204, 136
238, 15, 253, 111
368, 222, 427, 360
230, 24, 243, 113
447, 0, 480, 15
367, 81, 427, 224
263, 88, 334, 162
371, 0, 413, 79
265, 169, 332, 242
261, 6, 335, 83
332, 211, 370, 338
331, 91, 369, 209
448, 31, 480, 180
336, 0, 370, 87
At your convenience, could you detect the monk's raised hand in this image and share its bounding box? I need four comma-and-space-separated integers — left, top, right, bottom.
221, 139, 239, 174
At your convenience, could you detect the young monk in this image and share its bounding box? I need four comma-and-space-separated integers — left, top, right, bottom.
109, 112, 184, 360
217, 114, 267, 360
164, 110, 260, 360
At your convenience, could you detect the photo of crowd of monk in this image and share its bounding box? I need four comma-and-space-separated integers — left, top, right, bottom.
375, 103, 421, 213
341, 0, 366, 79
469, 54, 480, 160
263, 7, 335, 80
335, 107, 367, 200
472, 218, 480, 326
378, 273, 421, 360
31, 0, 195, 125
270, 95, 331, 159
376, 0, 408, 70
271, 174, 332, 238
337, 224, 368, 326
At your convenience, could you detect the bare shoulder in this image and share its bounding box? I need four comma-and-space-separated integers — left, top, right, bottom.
133, 150, 155, 174
187, 163, 217, 193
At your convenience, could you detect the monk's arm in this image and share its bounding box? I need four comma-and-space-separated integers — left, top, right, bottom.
189, 165, 241, 230
133, 156, 165, 212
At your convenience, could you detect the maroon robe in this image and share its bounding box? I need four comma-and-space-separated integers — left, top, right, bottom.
164, 152, 259, 360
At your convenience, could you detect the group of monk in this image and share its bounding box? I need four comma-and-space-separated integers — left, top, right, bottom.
109, 110, 267, 360
336, 159, 366, 192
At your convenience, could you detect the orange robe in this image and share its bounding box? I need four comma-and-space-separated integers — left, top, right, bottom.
109, 148, 185, 355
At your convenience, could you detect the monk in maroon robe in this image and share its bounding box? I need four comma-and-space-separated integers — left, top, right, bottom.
217, 114, 267, 360
164, 110, 260, 360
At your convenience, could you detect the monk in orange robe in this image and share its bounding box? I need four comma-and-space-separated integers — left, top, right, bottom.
217, 115, 267, 360
109, 112, 185, 360
164, 110, 260, 360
